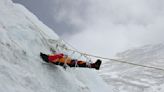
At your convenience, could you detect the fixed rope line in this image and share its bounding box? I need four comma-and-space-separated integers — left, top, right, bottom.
51, 39, 164, 71
56, 40, 164, 71
61, 39, 77, 50
25, 16, 53, 49
63, 47, 164, 71
59, 40, 164, 71
24, 16, 164, 71
29, 22, 164, 72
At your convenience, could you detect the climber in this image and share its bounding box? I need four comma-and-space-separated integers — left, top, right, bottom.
40, 52, 102, 70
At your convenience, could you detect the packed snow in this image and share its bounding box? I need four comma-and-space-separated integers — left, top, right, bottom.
0, 0, 110, 92
4, 0, 164, 92
100, 44, 164, 92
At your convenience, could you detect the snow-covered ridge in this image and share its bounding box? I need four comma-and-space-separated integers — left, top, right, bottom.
0, 0, 110, 92
100, 44, 164, 92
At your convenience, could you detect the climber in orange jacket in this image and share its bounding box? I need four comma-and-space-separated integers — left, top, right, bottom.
40, 52, 102, 70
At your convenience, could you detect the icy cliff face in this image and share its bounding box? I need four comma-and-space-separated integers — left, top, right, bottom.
0, 0, 110, 92
100, 44, 164, 92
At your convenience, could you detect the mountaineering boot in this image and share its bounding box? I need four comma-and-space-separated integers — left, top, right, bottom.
95, 59, 102, 70
91, 59, 102, 70
40, 52, 49, 63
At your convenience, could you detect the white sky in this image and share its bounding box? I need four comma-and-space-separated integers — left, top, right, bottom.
13, 0, 164, 57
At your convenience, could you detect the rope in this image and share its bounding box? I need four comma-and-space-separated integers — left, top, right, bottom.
64, 43, 164, 71
58, 44, 164, 71
38, 28, 164, 71
109, 59, 164, 71
63, 55, 69, 67
25, 16, 52, 49
75, 54, 83, 67
25, 16, 164, 71
61, 39, 77, 50
62, 51, 76, 69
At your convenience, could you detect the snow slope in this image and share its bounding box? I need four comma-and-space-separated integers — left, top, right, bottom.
100, 44, 164, 92
0, 0, 110, 92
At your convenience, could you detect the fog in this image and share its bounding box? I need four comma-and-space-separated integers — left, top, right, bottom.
13, 0, 164, 57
